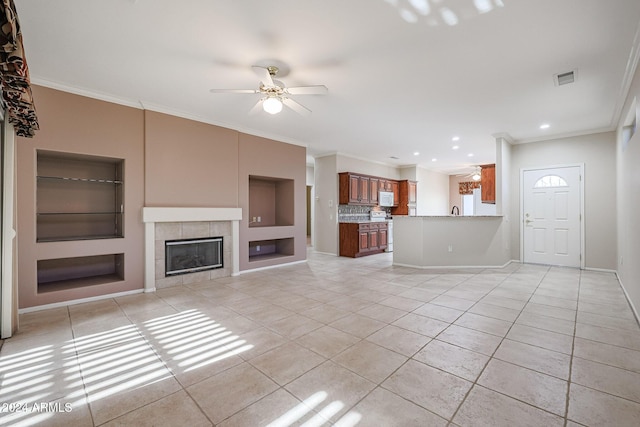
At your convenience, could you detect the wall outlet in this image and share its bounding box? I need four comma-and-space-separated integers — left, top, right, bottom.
448, 244, 453, 252
256, 245, 261, 252
257, 216, 261, 223
252, 216, 256, 222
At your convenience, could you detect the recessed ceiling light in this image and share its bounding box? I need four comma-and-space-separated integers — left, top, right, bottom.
452, 136, 460, 141
452, 145, 459, 150
431, 158, 437, 162
413, 152, 420, 156
540, 123, 550, 129
468, 153, 474, 157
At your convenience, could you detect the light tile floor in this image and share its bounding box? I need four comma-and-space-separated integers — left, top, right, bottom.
2, 251, 640, 426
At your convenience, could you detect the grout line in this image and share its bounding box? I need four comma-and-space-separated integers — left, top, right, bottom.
564, 270, 582, 427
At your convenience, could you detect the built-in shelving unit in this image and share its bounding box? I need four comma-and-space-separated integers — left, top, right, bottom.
248, 175, 294, 227
35, 151, 127, 296
246, 175, 296, 265
37, 151, 124, 242
248, 238, 295, 262
37, 254, 125, 293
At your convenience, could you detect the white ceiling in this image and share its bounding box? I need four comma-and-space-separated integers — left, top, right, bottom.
16, 0, 640, 173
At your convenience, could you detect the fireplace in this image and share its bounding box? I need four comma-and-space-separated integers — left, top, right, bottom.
165, 237, 223, 276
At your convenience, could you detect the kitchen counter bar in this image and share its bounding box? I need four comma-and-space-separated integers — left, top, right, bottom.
392, 215, 511, 269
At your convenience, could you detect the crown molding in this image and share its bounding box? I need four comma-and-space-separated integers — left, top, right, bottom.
510, 126, 615, 145
610, 19, 640, 128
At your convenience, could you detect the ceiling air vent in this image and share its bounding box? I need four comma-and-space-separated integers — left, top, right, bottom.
554, 70, 577, 86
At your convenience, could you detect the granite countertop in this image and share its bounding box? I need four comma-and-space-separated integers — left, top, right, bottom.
339, 220, 390, 223
393, 215, 502, 218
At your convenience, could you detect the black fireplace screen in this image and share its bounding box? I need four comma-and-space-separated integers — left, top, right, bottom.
165, 237, 223, 276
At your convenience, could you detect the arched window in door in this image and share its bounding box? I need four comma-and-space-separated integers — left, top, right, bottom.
533, 175, 568, 188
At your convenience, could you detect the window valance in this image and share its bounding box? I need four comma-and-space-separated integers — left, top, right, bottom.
1, 0, 38, 137
459, 181, 480, 195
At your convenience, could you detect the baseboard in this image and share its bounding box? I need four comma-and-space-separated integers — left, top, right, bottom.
18, 289, 144, 314
392, 260, 514, 270
616, 273, 640, 325
311, 250, 338, 256
238, 259, 308, 275
584, 267, 617, 274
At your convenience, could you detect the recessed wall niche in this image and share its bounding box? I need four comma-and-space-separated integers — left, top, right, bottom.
36, 150, 124, 242
248, 238, 295, 261
248, 175, 294, 227
37, 253, 125, 293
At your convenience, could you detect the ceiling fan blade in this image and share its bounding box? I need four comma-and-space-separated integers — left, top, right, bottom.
252, 65, 275, 87
248, 98, 265, 115
210, 88, 259, 94
282, 97, 311, 116
285, 85, 328, 95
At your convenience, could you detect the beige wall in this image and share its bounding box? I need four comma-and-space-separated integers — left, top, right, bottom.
509, 132, 617, 270
617, 64, 640, 315
314, 154, 338, 254
449, 174, 469, 213
144, 111, 239, 207
416, 167, 449, 216
337, 154, 401, 179
238, 133, 307, 270
15, 86, 308, 308
17, 86, 145, 308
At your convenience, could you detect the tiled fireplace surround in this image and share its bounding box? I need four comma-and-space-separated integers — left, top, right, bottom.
142, 208, 242, 292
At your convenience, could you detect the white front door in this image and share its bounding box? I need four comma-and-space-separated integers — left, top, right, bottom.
522, 166, 582, 267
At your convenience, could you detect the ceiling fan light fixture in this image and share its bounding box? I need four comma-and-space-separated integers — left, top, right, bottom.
263, 97, 283, 114
472, 166, 482, 181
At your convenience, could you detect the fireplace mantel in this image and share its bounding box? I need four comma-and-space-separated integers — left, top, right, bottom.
142, 207, 242, 292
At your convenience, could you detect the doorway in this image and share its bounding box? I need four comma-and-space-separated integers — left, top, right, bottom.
521, 165, 584, 268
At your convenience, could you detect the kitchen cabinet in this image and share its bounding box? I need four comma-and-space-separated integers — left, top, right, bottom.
481, 164, 496, 204
391, 180, 417, 216
340, 172, 373, 205
339, 172, 401, 207
389, 180, 399, 206
369, 178, 379, 204
339, 222, 388, 257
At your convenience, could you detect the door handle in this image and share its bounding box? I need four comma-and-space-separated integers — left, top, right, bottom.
525, 219, 533, 225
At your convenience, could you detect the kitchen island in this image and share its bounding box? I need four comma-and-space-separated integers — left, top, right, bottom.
392, 215, 511, 268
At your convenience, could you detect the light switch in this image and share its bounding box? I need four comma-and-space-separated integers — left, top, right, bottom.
328, 199, 333, 208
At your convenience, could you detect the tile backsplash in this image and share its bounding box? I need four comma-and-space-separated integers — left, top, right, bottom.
338, 205, 389, 222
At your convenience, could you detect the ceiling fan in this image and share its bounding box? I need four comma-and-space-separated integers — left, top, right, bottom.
455, 166, 482, 181
210, 65, 328, 116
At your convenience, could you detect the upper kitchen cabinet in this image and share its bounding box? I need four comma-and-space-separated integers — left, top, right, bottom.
339, 172, 374, 205
480, 164, 496, 204
391, 180, 417, 216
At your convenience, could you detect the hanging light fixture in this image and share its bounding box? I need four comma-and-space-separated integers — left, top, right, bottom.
262, 96, 283, 114
472, 167, 481, 181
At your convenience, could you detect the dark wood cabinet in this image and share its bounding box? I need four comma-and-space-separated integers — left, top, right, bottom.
391, 180, 417, 216
348, 174, 360, 203
390, 180, 399, 206
480, 164, 496, 204
340, 172, 374, 205
340, 222, 388, 257
339, 172, 401, 207
369, 178, 379, 204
